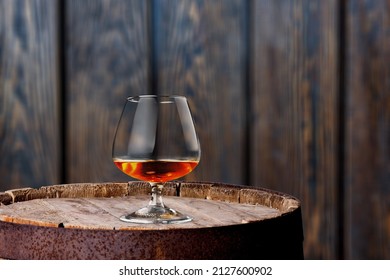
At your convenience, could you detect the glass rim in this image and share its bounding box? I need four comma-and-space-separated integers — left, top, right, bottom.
126, 95, 187, 102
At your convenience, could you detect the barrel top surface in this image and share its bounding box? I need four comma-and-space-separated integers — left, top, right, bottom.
0, 182, 303, 260
0, 196, 281, 230
0, 181, 301, 231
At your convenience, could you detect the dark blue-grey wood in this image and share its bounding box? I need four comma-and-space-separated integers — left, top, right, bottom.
0, 0, 60, 190
345, 0, 390, 259
250, 0, 340, 259
154, 0, 247, 184
66, 0, 149, 183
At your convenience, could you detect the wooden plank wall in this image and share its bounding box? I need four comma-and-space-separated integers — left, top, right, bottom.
66, 0, 149, 183
345, 0, 390, 259
0, 0, 60, 189
154, 0, 247, 183
251, 0, 339, 259
0, 0, 389, 260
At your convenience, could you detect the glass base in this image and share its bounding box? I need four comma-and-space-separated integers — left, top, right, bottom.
120, 205, 193, 224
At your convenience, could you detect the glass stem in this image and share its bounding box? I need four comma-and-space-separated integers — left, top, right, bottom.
149, 183, 165, 208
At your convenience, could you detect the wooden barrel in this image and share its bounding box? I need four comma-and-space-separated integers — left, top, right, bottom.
0, 182, 304, 260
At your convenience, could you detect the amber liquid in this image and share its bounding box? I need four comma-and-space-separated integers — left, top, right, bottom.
114, 159, 199, 183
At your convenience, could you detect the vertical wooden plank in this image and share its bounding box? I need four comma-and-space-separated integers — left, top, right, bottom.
0, 0, 60, 190
66, 0, 149, 182
154, 0, 247, 184
345, 0, 390, 259
251, 1, 339, 259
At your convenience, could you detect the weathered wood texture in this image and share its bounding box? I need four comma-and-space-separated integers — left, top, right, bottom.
0, 182, 303, 260
0, 0, 60, 189
345, 0, 390, 259
1, 0, 390, 260
154, 0, 247, 184
251, 1, 339, 259
66, 0, 149, 183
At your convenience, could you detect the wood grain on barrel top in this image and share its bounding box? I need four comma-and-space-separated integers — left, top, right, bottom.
0, 182, 303, 260
0, 196, 280, 230
0, 181, 299, 230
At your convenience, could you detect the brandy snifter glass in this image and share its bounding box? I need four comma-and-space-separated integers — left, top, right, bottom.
112, 95, 200, 224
